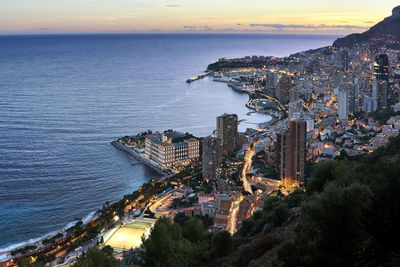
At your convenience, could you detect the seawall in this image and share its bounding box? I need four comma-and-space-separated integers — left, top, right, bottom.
111, 141, 169, 176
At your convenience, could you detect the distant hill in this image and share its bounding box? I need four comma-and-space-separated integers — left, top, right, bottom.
333, 6, 400, 48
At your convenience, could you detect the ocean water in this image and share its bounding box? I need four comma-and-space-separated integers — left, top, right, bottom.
0, 33, 338, 254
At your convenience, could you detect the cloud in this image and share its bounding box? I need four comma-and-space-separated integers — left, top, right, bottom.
184, 25, 197, 29
249, 23, 368, 30
161, 4, 180, 8
38, 27, 51, 31
363, 21, 375, 24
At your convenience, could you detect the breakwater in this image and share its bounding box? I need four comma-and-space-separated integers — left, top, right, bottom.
111, 141, 169, 176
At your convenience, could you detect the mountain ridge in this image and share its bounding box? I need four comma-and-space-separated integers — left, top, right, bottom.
333, 7, 400, 48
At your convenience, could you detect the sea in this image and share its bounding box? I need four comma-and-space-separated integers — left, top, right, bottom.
0, 33, 338, 258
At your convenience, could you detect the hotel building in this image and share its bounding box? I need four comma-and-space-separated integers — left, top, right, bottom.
145, 135, 199, 167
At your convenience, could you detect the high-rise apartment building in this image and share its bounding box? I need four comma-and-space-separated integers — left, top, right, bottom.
374, 54, 389, 110
377, 80, 388, 110
275, 74, 292, 103
280, 120, 306, 187
341, 50, 349, 72
349, 83, 360, 114
202, 136, 222, 180
374, 54, 389, 81
264, 71, 278, 97
338, 87, 349, 123
217, 113, 238, 156
363, 97, 378, 113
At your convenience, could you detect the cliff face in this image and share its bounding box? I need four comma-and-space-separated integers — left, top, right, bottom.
333, 15, 400, 48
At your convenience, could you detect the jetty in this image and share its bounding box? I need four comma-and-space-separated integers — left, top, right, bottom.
186, 72, 210, 83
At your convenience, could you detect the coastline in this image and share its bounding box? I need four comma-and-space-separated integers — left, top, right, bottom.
1, 71, 274, 264
110, 141, 170, 177
0, 211, 97, 263
0, 33, 340, 265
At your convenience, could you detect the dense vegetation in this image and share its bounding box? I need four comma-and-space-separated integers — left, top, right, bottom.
133, 135, 400, 266
211, 135, 400, 266
57, 135, 400, 266
73, 246, 120, 267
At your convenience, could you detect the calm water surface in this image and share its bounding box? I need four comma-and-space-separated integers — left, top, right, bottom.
0, 34, 338, 254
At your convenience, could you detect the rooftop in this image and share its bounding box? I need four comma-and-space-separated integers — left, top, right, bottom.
202, 202, 217, 209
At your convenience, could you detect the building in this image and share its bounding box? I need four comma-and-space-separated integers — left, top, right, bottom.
144, 135, 199, 166
338, 86, 349, 123
377, 80, 388, 110
349, 82, 360, 114
201, 202, 217, 218
280, 119, 306, 187
214, 197, 232, 229
275, 74, 292, 103
215, 193, 230, 209
202, 136, 222, 180
197, 191, 215, 204
264, 71, 278, 97
374, 54, 389, 81
236, 198, 254, 227
374, 54, 389, 110
289, 100, 303, 120
214, 210, 230, 229
373, 78, 388, 110
372, 79, 378, 99
318, 148, 336, 161
217, 113, 238, 156
341, 50, 349, 72
363, 97, 378, 113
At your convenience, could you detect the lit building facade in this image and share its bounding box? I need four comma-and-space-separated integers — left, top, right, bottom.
145, 135, 199, 166
202, 136, 222, 180
280, 119, 306, 187
217, 113, 238, 156
264, 71, 278, 97
374, 54, 389, 110
276, 74, 292, 103
338, 86, 349, 123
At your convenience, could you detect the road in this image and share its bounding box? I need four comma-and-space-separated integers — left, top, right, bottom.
228, 204, 240, 234
241, 141, 257, 194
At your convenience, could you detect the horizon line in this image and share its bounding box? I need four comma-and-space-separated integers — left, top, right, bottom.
0, 32, 345, 37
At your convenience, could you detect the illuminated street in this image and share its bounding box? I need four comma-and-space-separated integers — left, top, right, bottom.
241, 141, 257, 194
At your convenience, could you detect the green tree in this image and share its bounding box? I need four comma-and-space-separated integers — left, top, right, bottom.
301, 183, 373, 262
212, 231, 232, 257
306, 160, 339, 194
182, 217, 206, 243
73, 248, 120, 267
239, 218, 255, 236
136, 216, 207, 267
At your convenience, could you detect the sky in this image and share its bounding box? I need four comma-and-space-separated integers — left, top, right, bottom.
0, 0, 399, 34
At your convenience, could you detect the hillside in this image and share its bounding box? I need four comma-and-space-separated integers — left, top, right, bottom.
83, 135, 400, 267
207, 135, 400, 267
333, 10, 400, 48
